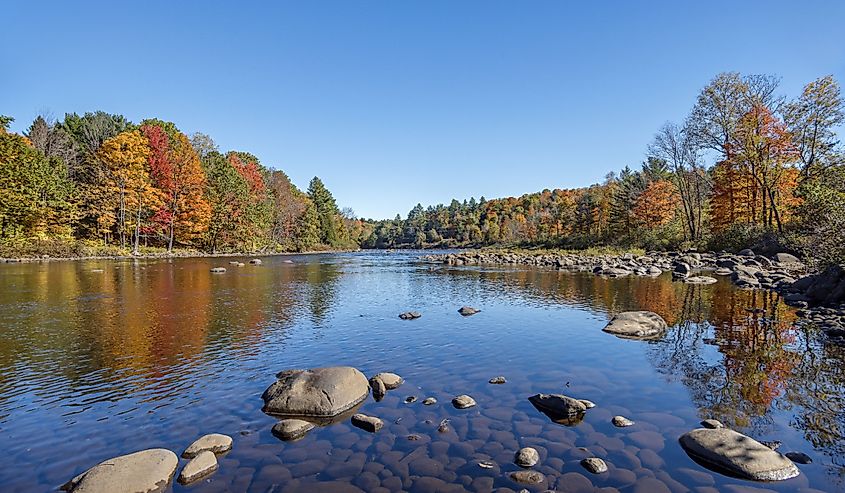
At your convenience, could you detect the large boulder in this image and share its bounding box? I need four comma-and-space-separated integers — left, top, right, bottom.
679, 428, 799, 481
261, 366, 369, 419
602, 311, 667, 339
62, 448, 178, 493
803, 265, 845, 306
529, 393, 587, 417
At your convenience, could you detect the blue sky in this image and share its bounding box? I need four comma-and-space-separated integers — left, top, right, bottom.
3, 1, 844, 219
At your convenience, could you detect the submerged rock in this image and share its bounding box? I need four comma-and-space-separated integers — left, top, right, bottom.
182, 433, 232, 458
398, 311, 421, 320
271, 419, 315, 441
514, 447, 540, 467
510, 470, 545, 484
785, 451, 812, 464
581, 457, 608, 474
178, 450, 218, 485
684, 276, 717, 284
261, 366, 369, 419
351, 413, 383, 432
679, 428, 799, 481
62, 448, 178, 493
602, 311, 667, 339
458, 306, 480, 316
452, 394, 477, 409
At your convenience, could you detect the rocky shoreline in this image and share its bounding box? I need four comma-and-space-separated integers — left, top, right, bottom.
424, 249, 845, 343
0, 248, 358, 264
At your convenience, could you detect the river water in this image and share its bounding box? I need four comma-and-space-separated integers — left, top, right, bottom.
0, 251, 842, 492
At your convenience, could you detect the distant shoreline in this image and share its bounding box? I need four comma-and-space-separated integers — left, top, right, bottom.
0, 249, 360, 264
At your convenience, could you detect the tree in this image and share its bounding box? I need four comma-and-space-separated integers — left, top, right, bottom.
97, 130, 162, 253
308, 176, 343, 246
140, 123, 210, 251
633, 180, 678, 227
784, 75, 844, 177
268, 170, 308, 249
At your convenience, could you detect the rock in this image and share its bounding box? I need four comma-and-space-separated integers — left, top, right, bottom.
237, 262, 245, 267
271, 419, 315, 441
458, 306, 480, 316
369, 376, 386, 401
784, 451, 812, 464
210, 267, 226, 273
685, 276, 717, 284
261, 366, 369, 419
229, 261, 240, 265
612, 415, 635, 427
739, 249, 755, 257
599, 267, 632, 277
578, 399, 596, 409
398, 311, 421, 320
700, 419, 724, 429
760, 440, 782, 450
62, 448, 178, 493
351, 413, 383, 432
580, 457, 608, 474
773, 252, 801, 264
452, 395, 477, 409
514, 447, 539, 467
182, 434, 232, 458
679, 428, 800, 481
249, 258, 262, 265
715, 267, 732, 276
602, 311, 668, 339
422, 397, 437, 405
404, 395, 417, 403
371, 372, 403, 389
178, 450, 218, 485
489, 376, 507, 384
528, 393, 587, 417
510, 470, 545, 484
674, 262, 692, 276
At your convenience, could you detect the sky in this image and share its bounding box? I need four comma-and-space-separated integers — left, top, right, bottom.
3, 1, 845, 220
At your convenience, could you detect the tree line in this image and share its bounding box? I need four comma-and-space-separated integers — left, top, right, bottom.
363, 73, 845, 267
0, 113, 371, 256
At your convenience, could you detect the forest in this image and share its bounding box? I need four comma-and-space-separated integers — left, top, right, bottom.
363, 72, 845, 267
1, 72, 843, 265
0, 114, 371, 257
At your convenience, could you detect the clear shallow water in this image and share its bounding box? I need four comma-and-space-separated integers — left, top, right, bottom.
0, 251, 843, 492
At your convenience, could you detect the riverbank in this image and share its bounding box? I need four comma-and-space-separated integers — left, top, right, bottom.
0, 248, 359, 264
423, 248, 845, 343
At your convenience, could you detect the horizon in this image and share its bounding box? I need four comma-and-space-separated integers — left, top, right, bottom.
4, 1, 845, 220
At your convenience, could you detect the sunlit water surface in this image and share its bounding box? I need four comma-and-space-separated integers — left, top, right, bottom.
0, 251, 843, 492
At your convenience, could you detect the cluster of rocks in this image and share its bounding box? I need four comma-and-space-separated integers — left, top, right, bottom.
399, 306, 481, 320
427, 249, 845, 343
62, 433, 232, 491
210, 258, 265, 273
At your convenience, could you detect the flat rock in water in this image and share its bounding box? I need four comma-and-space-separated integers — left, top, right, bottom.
510, 470, 545, 484
452, 394, 477, 409
398, 311, 421, 320
602, 311, 667, 339
261, 366, 369, 418
528, 393, 587, 417
422, 397, 437, 405
684, 276, 717, 284
489, 376, 506, 384
271, 419, 315, 441
458, 306, 480, 316
182, 433, 232, 458
210, 267, 226, 273
514, 447, 539, 467
351, 413, 383, 432
178, 450, 218, 485
612, 415, 635, 427
62, 448, 178, 493
581, 457, 608, 474
679, 428, 800, 481
371, 372, 403, 389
